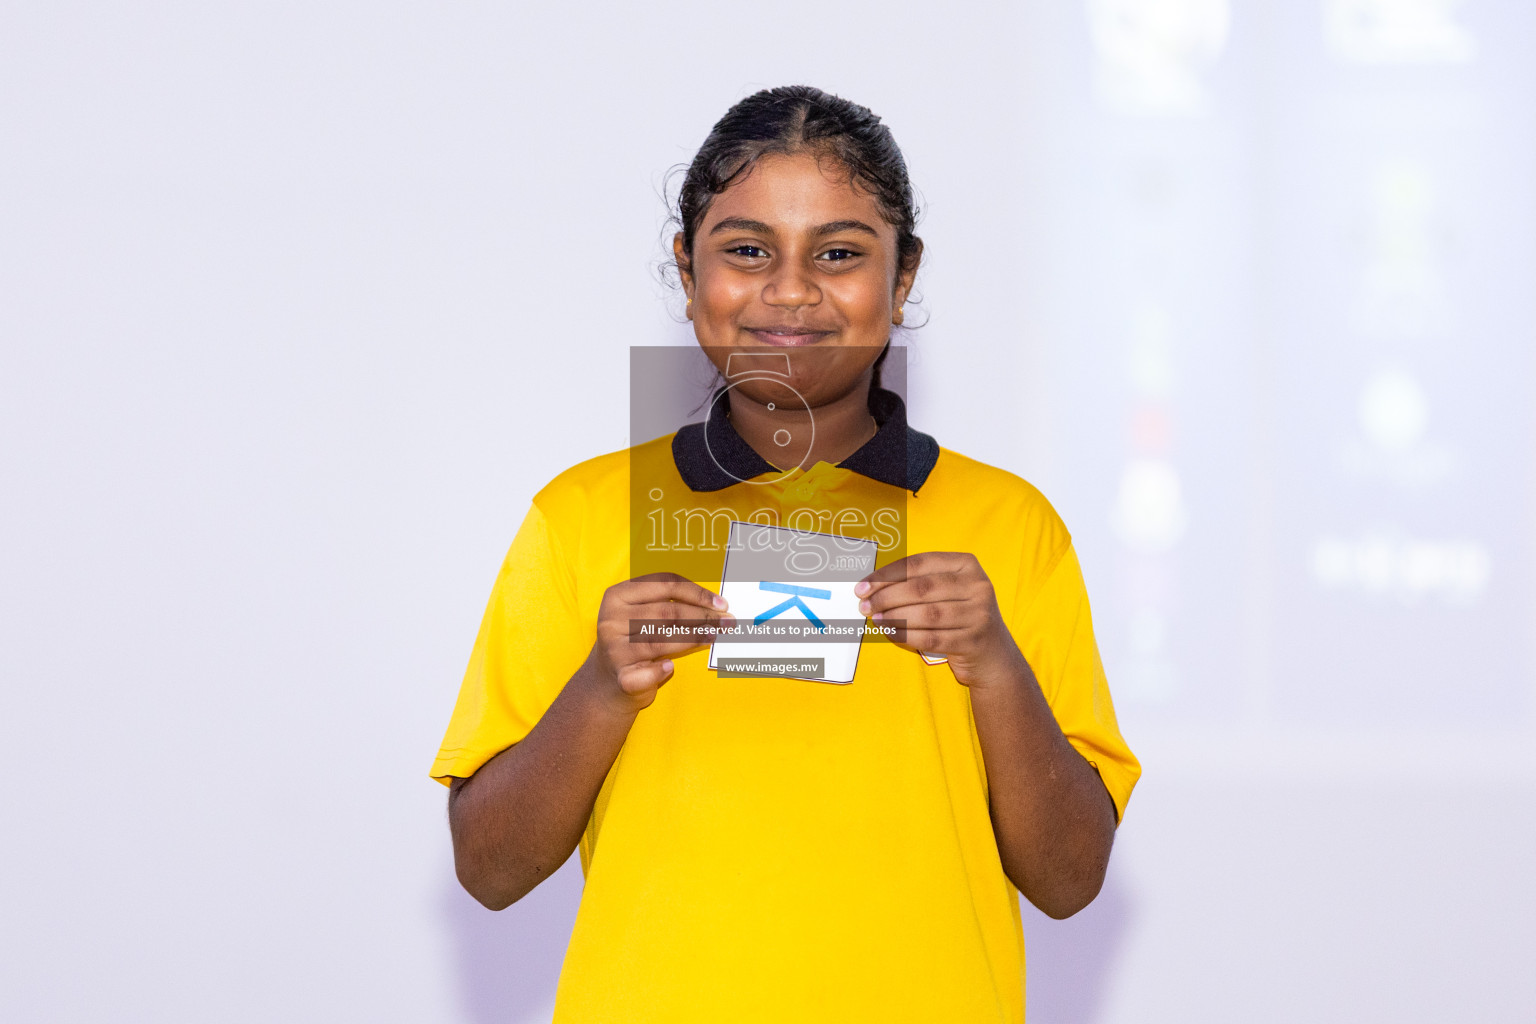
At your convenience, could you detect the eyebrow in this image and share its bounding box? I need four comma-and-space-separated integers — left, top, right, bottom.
708, 217, 881, 238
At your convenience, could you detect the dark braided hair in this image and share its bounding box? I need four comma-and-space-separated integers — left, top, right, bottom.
670, 86, 923, 389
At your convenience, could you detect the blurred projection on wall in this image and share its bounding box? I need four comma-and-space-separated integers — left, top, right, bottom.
1324, 0, 1477, 65
1118, 304, 1180, 551
1309, 533, 1490, 605
1113, 452, 1184, 705
1358, 367, 1427, 452
1354, 160, 1449, 340
1112, 302, 1185, 706
1112, 459, 1187, 553
1086, 0, 1230, 116
1122, 605, 1176, 703
1339, 366, 1454, 485
1128, 303, 1177, 400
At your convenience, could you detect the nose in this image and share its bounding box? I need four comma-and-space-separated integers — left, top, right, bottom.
761, 257, 822, 309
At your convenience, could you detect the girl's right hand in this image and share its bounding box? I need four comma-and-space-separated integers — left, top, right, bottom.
585, 572, 732, 714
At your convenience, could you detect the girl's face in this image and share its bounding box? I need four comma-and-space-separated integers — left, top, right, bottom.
675, 150, 919, 408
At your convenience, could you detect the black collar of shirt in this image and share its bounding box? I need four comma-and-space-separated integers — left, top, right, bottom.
671, 385, 940, 494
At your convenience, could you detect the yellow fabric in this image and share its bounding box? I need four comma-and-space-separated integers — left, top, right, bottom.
431, 435, 1140, 1024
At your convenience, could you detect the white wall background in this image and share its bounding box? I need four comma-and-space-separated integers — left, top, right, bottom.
2, 2, 1532, 1021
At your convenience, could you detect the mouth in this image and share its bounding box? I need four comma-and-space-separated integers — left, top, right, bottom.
745, 328, 834, 347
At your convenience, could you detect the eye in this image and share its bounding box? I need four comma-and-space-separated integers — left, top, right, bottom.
818, 248, 861, 262
727, 245, 768, 259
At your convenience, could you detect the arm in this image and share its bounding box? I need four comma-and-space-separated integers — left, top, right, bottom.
965, 652, 1117, 919
448, 649, 640, 911
448, 574, 730, 911
858, 553, 1117, 919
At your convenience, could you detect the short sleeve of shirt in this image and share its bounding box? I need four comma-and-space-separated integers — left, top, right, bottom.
429, 500, 591, 786
1010, 541, 1141, 823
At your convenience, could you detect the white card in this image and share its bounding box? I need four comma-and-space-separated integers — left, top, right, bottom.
707, 521, 877, 684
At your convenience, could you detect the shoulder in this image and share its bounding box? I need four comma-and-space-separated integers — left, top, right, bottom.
920, 445, 1074, 573
529, 433, 673, 518
925, 447, 1070, 538
511, 435, 678, 584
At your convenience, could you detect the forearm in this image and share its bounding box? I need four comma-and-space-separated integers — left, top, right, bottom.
448, 649, 638, 910
968, 651, 1117, 919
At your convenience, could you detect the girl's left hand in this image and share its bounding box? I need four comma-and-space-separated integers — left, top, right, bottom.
856, 552, 1026, 690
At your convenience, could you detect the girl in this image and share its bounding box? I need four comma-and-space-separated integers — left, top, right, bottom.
432, 85, 1139, 1024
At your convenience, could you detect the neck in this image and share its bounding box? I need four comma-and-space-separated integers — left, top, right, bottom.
727, 375, 879, 472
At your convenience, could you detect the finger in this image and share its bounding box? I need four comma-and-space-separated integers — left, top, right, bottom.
623, 604, 735, 636
888, 627, 969, 657
869, 599, 974, 632
610, 639, 707, 669
613, 609, 738, 665
620, 573, 728, 611
616, 658, 674, 696
857, 555, 917, 593
616, 632, 726, 663
861, 572, 968, 615
856, 553, 973, 596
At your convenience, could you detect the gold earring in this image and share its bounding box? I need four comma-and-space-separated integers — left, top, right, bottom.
893, 305, 904, 325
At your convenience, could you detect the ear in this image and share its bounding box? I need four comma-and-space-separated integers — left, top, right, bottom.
892, 236, 923, 310
673, 232, 695, 318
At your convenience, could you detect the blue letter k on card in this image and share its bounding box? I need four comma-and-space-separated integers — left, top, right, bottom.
754, 581, 831, 631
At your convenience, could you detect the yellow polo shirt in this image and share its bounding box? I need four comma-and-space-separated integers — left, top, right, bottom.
431, 394, 1139, 1023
